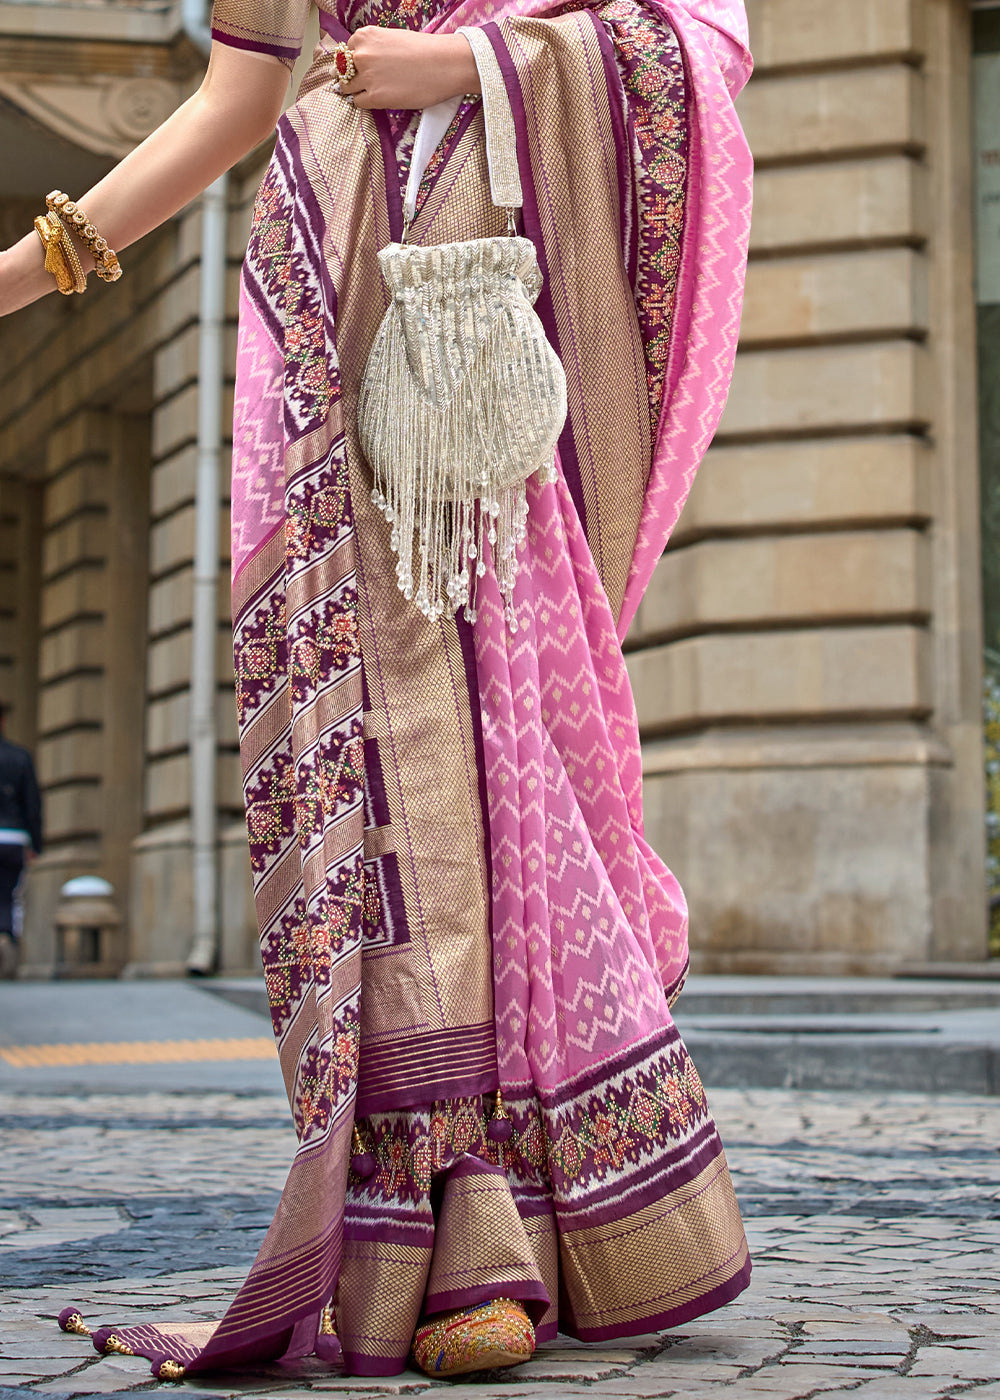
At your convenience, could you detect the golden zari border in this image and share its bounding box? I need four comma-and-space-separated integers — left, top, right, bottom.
559, 1151, 750, 1331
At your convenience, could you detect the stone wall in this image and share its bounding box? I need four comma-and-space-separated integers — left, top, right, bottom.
628, 0, 989, 972
0, 0, 990, 976
0, 157, 268, 975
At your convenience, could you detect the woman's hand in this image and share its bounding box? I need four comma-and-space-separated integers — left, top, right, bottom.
0, 44, 288, 318
339, 29, 481, 110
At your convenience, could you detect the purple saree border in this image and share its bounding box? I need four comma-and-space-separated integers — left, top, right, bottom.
425, 1278, 551, 1327
452, 608, 495, 998
645, 0, 701, 415
240, 135, 295, 348
372, 108, 407, 245
341, 1350, 414, 1377
567, 1251, 752, 1343
534, 1022, 682, 1109
423, 1158, 552, 1324
357, 1023, 498, 1114
587, 10, 638, 290
481, 20, 588, 537
211, 27, 301, 62
551, 1118, 722, 1230
232, 518, 284, 598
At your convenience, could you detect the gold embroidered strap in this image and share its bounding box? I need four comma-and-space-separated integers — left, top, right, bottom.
458, 26, 522, 211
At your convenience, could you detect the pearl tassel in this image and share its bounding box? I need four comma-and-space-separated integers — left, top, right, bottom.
359, 236, 565, 627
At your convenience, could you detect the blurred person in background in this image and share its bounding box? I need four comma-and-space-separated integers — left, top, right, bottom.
0, 701, 43, 979
0, 0, 753, 1384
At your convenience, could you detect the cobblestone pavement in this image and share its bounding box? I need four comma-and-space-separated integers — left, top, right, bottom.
1, 1087, 998, 1400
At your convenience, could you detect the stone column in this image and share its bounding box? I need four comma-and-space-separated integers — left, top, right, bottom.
23, 409, 112, 973
101, 413, 151, 965
630, 0, 988, 973
0, 474, 43, 751
126, 196, 251, 975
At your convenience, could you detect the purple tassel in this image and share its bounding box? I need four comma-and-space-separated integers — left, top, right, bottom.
58, 1307, 89, 1335
487, 1088, 514, 1142
92, 1328, 115, 1354
487, 1115, 513, 1143
315, 1332, 342, 1361
351, 1149, 376, 1178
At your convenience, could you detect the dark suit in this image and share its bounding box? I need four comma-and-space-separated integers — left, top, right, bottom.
0, 736, 43, 939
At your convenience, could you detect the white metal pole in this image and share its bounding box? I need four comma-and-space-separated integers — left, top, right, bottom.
182, 0, 227, 974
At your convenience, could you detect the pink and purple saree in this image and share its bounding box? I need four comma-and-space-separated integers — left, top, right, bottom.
61, 0, 754, 1378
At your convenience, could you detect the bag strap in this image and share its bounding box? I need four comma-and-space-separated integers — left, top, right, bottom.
402, 27, 523, 232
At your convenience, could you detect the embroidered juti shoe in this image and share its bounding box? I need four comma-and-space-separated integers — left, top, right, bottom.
411, 1297, 535, 1377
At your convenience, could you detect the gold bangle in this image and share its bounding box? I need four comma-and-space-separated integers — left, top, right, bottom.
46, 190, 123, 284
46, 212, 87, 294
33, 214, 76, 296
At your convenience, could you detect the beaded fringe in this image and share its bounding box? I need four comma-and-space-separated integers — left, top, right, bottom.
359, 236, 565, 626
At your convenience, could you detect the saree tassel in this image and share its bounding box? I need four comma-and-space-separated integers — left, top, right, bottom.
315, 1302, 341, 1361
58, 1308, 91, 1337
487, 1088, 513, 1143
96, 1331, 134, 1356
350, 1125, 376, 1179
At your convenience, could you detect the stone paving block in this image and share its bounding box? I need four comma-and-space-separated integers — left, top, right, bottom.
898, 1313, 1000, 1335
30, 1379, 147, 1396
306, 1383, 430, 1396
432, 1388, 595, 1400
5, 1087, 1000, 1398
805, 1389, 946, 1400
633, 1361, 745, 1381
770, 1364, 893, 1384
794, 1339, 910, 1356
655, 1334, 779, 1362
505, 1359, 628, 1380
0, 1361, 79, 1378
575, 1379, 681, 1398
908, 1345, 1000, 1379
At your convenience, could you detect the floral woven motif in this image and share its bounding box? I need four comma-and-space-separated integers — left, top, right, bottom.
599, 0, 688, 417
351, 1033, 708, 1203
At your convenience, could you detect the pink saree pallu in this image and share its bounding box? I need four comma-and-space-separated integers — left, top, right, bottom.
58, 0, 754, 1380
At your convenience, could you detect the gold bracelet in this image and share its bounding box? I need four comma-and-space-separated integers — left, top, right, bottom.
46, 190, 123, 284
33, 214, 76, 296
46, 212, 87, 294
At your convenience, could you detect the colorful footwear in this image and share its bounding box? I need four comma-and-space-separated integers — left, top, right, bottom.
411, 1297, 535, 1378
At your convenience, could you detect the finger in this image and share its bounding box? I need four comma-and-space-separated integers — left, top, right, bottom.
351, 88, 379, 109
338, 70, 365, 95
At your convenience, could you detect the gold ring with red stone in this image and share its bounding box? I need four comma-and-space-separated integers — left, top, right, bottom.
332, 42, 357, 88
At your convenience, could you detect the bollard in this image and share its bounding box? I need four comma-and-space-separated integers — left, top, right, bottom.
54, 876, 123, 978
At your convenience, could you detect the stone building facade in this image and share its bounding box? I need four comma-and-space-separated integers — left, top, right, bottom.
0, 0, 994, 977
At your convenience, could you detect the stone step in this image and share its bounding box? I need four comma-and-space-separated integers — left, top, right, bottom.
676, 973, 1000, 1016
203, 974, 1000, 1096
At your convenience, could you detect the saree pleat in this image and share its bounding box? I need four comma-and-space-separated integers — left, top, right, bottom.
60, 0, 755, 1378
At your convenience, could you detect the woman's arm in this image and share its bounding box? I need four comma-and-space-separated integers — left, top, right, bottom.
0, 43, 288, 317
0, 29, 479, 317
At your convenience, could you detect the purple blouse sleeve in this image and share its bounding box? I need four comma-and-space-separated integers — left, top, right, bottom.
210, 0, 311, 69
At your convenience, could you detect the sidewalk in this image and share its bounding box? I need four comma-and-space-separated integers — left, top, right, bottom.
0, 979, 998, 1399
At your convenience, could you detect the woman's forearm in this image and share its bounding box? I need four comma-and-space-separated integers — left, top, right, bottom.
0, 28, 484, 318
0, 45, 289, 317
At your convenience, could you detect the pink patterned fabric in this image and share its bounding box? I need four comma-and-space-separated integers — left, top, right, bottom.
475, 467, 688, 1086
619, 0, 753, 638
231, 284, 286, 578
57, 0, 754, 1380
457, 0, 753, 1070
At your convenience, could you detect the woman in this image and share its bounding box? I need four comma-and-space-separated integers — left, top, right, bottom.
0, 0, 754, 1381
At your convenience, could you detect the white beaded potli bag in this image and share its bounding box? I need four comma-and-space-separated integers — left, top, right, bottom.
357, 28, 567, 627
